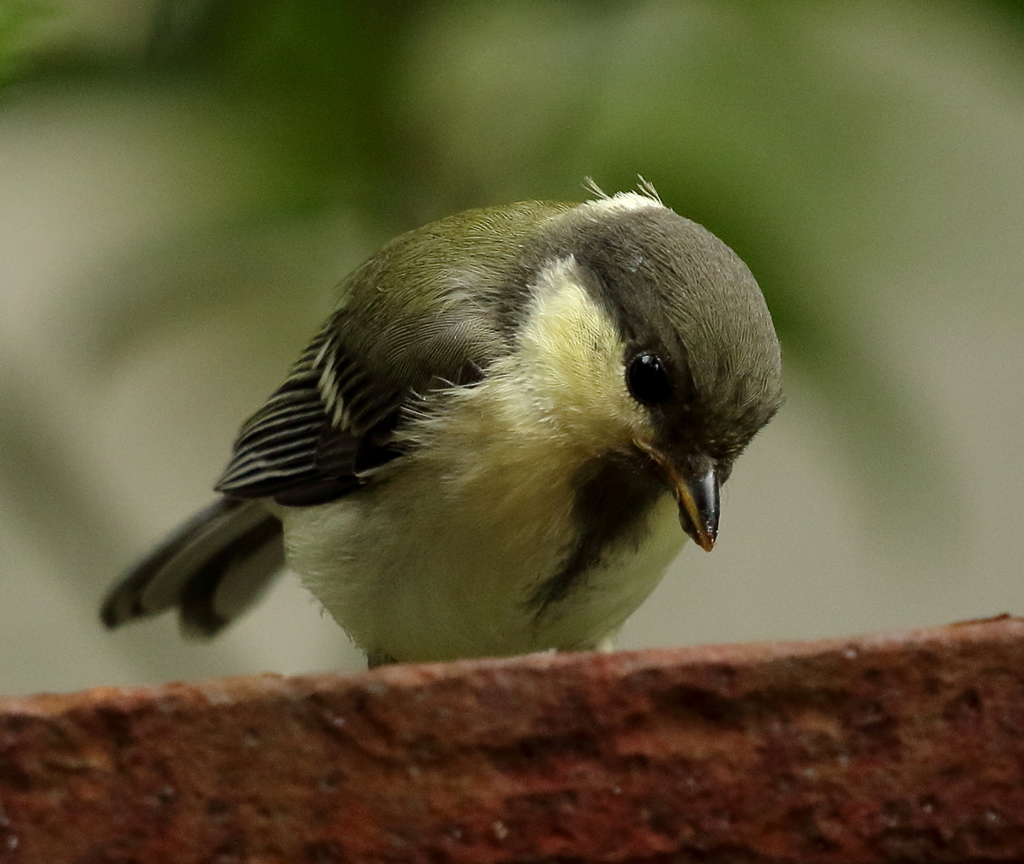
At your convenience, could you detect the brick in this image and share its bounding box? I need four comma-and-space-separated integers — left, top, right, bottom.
2, 617, 1024, 862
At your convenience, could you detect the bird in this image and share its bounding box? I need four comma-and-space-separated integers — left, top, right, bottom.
101, 184, 783, 667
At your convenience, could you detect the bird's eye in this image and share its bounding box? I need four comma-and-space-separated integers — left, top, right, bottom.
626, 353, 672, 404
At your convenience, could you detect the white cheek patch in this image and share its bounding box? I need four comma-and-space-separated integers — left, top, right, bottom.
513, 255, 646, 443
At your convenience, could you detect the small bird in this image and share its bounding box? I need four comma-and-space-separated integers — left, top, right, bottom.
102, 185, 783, 667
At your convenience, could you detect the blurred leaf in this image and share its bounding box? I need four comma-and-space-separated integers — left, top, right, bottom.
0, 0, 48, 88
980, 0, 1024, 28
144, 0, 433, 220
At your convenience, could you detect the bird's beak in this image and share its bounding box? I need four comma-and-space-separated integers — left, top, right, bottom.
635, 443, 720, 552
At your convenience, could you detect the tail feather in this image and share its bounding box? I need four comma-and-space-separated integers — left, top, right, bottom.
102, 498, 284, 637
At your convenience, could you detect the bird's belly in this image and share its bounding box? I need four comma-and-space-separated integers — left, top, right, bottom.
279, 452, 684, 662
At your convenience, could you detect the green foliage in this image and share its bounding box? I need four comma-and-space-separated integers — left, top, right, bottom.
8, 0, 1020, 544
0, 0, 47, 88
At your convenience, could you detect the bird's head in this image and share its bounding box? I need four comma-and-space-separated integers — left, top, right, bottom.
513, 190, 783, 549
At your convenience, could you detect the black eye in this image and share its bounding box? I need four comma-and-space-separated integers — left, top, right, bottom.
626, 353, 673, 404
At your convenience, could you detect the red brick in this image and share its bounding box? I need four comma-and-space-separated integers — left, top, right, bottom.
2, 617, 1024, 862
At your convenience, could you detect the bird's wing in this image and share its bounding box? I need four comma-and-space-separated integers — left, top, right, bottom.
215, 201, 570, 508
215, 316, 411, 506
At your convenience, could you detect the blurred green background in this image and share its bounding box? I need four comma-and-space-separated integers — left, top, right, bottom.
1, 0, 1022, 694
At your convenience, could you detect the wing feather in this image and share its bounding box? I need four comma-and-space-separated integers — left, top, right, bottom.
215, 319, 404, 505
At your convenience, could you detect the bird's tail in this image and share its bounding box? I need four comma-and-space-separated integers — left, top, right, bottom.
101, 498, 284, 637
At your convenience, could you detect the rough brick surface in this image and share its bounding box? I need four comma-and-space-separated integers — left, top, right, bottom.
2, 617, 1024, 862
